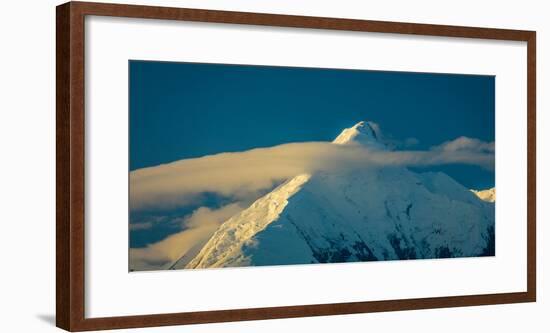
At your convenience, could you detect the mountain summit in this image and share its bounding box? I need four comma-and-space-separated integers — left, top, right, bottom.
333, 121, 384, 148
173, 122, 495, 270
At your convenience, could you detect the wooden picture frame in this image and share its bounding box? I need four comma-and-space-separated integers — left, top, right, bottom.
56, 1, 536, 331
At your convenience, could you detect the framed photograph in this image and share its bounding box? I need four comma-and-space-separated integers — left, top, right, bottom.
56, 1, 536, 331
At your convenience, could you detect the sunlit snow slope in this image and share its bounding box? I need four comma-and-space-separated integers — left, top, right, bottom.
470, 188, 496, 203
175, 122, 495, 269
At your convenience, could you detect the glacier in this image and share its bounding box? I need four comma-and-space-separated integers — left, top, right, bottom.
173, 121, 495, 270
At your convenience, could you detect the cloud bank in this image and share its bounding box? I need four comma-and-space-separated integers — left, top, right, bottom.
129, 203, 243, 271
130, 137, 494, 212
435, 136, 494, 154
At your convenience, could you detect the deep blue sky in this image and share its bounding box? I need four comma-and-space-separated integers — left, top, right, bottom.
130, 60, 494, 189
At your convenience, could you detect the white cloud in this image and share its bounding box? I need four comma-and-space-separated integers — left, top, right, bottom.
434, 136, 494, 153
130, 137, 494, 212
129, 203, 243, 271
130, 142, 341, 211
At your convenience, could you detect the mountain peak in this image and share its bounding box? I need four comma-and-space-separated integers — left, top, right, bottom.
333, 121, 384, 148
353, 121, 377, 136
177, 165, 495, 269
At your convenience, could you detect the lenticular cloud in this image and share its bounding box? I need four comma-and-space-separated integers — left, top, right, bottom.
130, 135, 494, 212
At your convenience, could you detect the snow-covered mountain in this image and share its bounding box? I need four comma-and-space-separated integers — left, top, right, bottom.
470, 188, 496, 203
174, 121, 495, 270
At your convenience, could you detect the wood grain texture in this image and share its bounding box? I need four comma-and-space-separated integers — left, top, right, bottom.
526, 32, 537, 301
56, 1, 537, 331
56, 2, 71, 330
